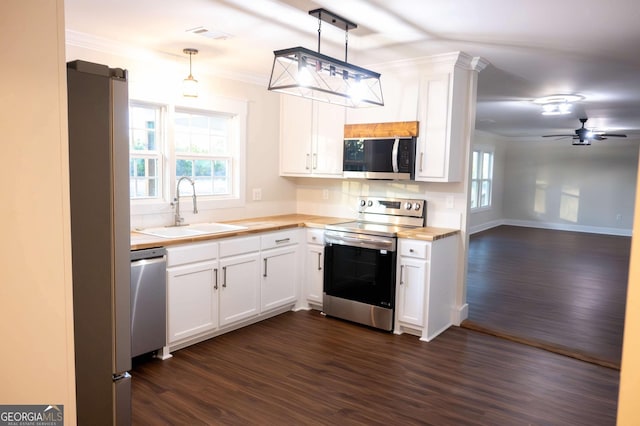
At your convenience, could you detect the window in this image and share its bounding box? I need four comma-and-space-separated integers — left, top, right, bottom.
174, 110, 233, 197
471, 149, 493, 209
129, 103, 163, 200
129, 98, 247, 211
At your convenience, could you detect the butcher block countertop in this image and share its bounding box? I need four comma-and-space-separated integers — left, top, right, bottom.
130, 214, 460, 250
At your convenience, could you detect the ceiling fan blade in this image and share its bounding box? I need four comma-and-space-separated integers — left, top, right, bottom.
599, 133, 627, 137
542, 134, 574, 137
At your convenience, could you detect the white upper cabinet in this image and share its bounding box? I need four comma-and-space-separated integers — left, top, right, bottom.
280, 96, 345, 177
414, 53, 487, 182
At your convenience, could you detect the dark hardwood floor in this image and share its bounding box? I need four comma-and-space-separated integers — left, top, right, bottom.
132, 310, 619, 425
464, 225, 630, 369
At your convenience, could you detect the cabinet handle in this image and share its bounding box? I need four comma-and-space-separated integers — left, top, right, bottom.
305, 153, 311, 170
409, 248, 415, 253
275, 238, 290, 244
263, 258, 268, 278
222, 266, 227, 288
399, 265, 405, 285
214, 268, 218, 290
317, 252, 322, 271
419, 152, 424, 172
312, 153, 318, 169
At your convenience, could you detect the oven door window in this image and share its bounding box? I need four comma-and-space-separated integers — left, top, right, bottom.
324, 244, 396, 308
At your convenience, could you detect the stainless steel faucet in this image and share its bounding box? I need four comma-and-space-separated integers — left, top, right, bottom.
173, 177, 198, 226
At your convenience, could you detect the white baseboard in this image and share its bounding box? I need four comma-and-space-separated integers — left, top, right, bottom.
452, 303, 468, 326
469, 219, 631, 237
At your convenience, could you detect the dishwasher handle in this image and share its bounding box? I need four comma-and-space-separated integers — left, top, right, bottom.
131, 247, 166, 262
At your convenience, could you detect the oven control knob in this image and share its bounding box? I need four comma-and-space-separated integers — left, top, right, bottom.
367, 200, 374, 207
405, 202, 412, 210
414, 203, 421, 211
360, 199, 366, 207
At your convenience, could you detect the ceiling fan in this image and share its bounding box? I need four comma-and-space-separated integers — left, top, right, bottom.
543, 118, 627, 146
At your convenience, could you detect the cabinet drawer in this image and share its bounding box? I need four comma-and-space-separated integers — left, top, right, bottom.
219, 235, 260, 258
307, 228, 325, 245
166, 241, 218, 267
399, 239, 430, 259
261, 229, 300, 250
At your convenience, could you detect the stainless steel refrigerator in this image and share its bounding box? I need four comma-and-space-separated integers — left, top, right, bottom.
67, 60, 131, 425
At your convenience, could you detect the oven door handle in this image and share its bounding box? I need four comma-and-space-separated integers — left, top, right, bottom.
339, 234, 390, 245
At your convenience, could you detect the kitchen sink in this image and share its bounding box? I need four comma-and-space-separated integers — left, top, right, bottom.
135, 223, 247, 239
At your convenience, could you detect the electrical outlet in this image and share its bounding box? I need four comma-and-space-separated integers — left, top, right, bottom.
616, 214, 622, 222
322, 189, 329, 200
252, 188, 262, 201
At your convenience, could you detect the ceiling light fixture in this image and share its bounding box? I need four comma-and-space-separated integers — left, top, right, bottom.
182, 48, 199, 98
267, 8, 384, 108
533, 94, 584, 115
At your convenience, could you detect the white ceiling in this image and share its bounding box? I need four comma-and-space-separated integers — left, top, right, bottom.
65, 0, 640, 144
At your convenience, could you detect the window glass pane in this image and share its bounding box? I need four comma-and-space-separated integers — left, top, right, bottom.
190, 133, 210, 154
472, 151, 479, 179
195, 159, 212, 177
482, 152, 492, 179
470, 181, 478, 209
176, 159, 193, 177
481, 180, 491, 207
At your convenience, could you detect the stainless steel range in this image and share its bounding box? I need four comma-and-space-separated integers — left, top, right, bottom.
323, 197, 426, 331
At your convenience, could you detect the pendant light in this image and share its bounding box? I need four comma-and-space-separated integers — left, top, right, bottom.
182, 48, 198, 98
268, 8, 384, 108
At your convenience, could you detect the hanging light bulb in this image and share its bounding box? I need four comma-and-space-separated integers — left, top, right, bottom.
182, 48, 198, 98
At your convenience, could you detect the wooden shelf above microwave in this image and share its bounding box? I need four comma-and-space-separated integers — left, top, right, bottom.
344, 121, 419, 138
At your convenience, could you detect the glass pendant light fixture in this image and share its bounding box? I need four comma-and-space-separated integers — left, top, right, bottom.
268, 8, 384, 108
182, 48, 199, 98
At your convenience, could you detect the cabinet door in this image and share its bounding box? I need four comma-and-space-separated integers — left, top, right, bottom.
306, 244, 324, 304
167, 260, 218, 343
415, 72, 453, 182
397, 257, 428, 327
312, 101, 345, 176
280, 95, 313, 176
219, 252, 260, 327
261, 245, 298, 311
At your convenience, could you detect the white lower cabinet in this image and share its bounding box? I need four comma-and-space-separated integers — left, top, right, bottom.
219, 251, 260, 327
397, 257, 427, 327
166, 230, 302, 351
305, 229, 325, 306
167, 260, 218, 343
260, 229, 300, 312
395, 236, 459, 341
166, 242, 219, 344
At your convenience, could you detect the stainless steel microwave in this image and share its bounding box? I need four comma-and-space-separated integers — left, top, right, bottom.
343, 137, 416, 180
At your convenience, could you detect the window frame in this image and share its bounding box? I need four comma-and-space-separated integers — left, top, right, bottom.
470, 147, 494, 211
129, 97, 247, 217
128, 101, 166, 202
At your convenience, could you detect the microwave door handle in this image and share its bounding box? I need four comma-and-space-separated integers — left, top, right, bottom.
391, 138, 400, 172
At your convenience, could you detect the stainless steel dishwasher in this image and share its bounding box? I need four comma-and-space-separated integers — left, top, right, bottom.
130, 247, 167, 358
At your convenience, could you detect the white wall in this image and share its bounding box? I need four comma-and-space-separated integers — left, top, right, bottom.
65, 40, 297, 228
503, 140, 638, 235
0, 1, 77, 421
469, 130, 638, 236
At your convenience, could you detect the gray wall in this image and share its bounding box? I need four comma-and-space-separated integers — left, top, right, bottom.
472, 131, 639, 235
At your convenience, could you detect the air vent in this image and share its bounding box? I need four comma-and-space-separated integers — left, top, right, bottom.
185, 26, 231, 40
